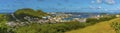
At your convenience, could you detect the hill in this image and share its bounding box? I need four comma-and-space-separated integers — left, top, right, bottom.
14, 8, 48, 18
65, 18, 120, 33
9, 8, 49, 21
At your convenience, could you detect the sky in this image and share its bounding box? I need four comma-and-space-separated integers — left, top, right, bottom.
0, 0, 120, 13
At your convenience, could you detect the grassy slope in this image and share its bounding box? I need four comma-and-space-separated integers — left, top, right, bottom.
65, 18, 120, 33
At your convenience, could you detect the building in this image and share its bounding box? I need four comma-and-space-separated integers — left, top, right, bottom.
73, 18, 86, 22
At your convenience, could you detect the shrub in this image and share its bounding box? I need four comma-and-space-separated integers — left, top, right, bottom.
111, 22, 120, 33
14, 22, 88, 33
86, 16, 116, 24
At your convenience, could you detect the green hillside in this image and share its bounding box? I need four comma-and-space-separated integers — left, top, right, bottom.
65, 18, 120, 33
14, 8, 48, 18
10, 8, 49, 21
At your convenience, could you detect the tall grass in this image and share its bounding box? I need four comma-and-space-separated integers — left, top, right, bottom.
111, 22, 120, 33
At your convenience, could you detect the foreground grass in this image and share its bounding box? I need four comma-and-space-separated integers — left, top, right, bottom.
65, 18, 120, 33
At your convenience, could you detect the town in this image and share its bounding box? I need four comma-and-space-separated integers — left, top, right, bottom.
6, 12, 120, 27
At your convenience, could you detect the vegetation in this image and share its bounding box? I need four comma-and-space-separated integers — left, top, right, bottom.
14, 22, 88, 33
0, 14, 14, 33
65, 18, 120, 33
13, 16, 116, 33
0, 8, 117, 33
86, 15, 116, 24
111, 19, 120, 33
14, 8, 48, 21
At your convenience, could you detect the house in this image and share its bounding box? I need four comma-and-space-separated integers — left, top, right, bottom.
116, 15, 120, 17
73, 18, 86, 22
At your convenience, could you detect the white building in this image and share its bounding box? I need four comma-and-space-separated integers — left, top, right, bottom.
73, 18, 86, 22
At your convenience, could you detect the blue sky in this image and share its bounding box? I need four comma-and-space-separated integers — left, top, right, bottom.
0, 0, 120, 13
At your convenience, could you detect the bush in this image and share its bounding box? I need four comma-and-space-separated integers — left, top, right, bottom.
14, 22, 88, 33
0, 14, 14, 33
111, 22, 120, 33
86, 18, 98, 24
86, 16, 116, 24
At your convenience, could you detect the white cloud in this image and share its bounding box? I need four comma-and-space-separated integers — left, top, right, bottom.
91, 1, 95, 4
89, 6, 102, 10
105, 0, 115, 4
93, 0, 116, 4
98, 6, 102, 9
96, 0, 102, 3
117, 7, 120, 9
91, 0, 102, 4
104, 9, 108, 11
89, 6, 96, 9
113, 7, 120, 10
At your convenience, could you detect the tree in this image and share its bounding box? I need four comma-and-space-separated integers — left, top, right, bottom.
0, 14, 14, 33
